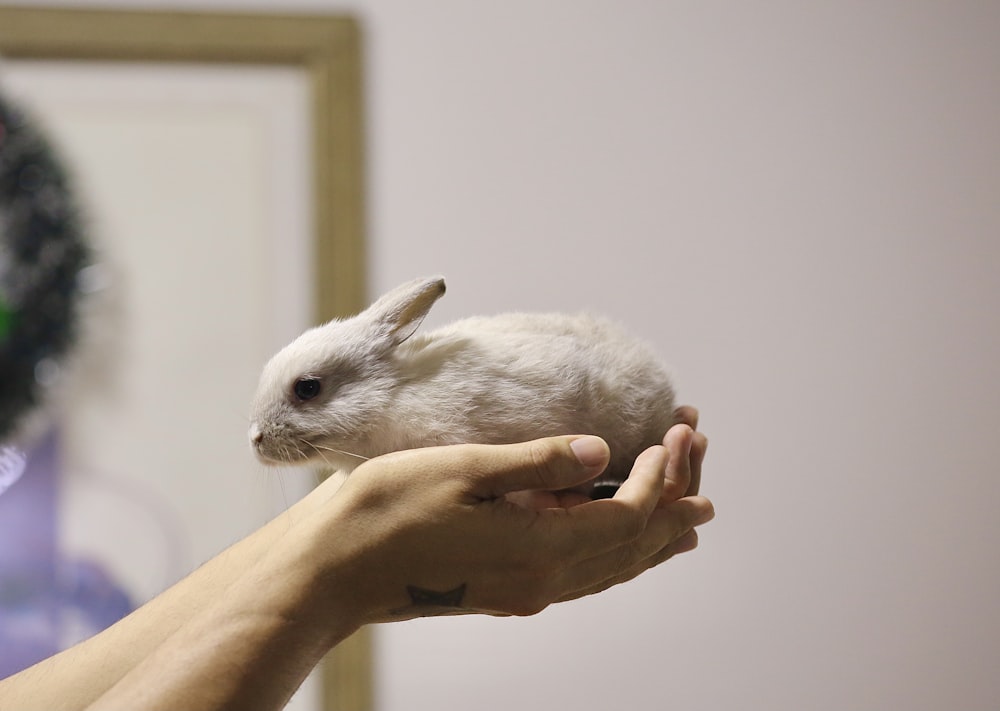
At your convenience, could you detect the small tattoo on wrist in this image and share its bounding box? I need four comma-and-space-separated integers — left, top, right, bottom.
390, 583, 468, 616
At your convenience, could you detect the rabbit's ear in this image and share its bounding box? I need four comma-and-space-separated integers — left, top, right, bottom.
365, 276, 446, 348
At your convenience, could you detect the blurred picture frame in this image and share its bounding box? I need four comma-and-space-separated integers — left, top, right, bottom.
0, 6, 369, 710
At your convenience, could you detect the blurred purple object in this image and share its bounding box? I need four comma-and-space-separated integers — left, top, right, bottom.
0, 429, 133, 678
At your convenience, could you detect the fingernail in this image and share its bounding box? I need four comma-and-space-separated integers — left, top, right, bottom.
569, 436, 608, 469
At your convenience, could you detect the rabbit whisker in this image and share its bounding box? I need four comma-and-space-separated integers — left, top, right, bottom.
303, 440, 370, 462
299, 439, 333, 469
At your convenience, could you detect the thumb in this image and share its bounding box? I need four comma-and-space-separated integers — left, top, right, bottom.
467, 435, 610, 498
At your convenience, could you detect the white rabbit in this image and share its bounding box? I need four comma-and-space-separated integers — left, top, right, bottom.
249, 276, 676, 495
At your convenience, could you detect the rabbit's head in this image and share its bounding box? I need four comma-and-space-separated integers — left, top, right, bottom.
249, 276, 446, 466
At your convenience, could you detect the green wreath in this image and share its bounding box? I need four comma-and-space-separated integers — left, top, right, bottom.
0, 90, 91, 441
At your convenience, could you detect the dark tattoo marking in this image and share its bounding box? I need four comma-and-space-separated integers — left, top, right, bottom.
389, 583, 468, 616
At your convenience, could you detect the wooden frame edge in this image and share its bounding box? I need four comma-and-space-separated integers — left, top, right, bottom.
0, 6, 370, 710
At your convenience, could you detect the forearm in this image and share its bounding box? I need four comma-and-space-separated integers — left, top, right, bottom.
0, 472, 344, 711
83, 513, 360, 711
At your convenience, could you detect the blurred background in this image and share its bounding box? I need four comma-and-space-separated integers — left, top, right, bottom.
1, 2, 998, 710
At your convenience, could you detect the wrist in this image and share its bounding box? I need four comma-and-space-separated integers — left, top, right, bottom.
281, 484, 397, 633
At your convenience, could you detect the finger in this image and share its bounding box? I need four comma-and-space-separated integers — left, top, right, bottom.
673, 405, 699, 430
461, 435, 611, 499
671, 527, 701, 555
687, 432, 707, 496
611, 444, 669, 515
556, 529, 701, 604
558, 496, 714, 593
661, 424, 694, 502
534, 444, 669, 561
505, 489, 592, 510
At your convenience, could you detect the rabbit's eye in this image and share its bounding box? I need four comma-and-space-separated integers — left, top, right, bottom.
293, 378, 322, 401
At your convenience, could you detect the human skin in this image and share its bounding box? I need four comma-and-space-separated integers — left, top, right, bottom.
0, 408, 712, 711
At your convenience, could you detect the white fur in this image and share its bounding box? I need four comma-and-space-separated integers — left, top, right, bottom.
248, 276, 676, 485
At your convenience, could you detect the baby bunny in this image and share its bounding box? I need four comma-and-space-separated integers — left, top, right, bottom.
248, 276, 676, 495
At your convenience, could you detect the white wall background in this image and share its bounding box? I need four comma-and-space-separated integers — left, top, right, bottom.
3, 2, 998, 710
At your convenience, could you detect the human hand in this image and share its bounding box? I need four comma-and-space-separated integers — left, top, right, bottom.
507, 404, 708, 510
325, 429, 714, 623
506, 407, 710, 600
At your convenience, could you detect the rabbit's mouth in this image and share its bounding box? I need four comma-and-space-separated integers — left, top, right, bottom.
248, 422, 313, 465
251, 428, 373, 475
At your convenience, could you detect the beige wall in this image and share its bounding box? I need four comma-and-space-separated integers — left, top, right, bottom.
4, 1, 998, 709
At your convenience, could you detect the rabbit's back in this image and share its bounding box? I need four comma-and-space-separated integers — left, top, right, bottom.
391, 312, 676, 481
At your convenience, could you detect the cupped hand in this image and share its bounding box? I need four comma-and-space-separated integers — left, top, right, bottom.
331, 425, 714, 622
